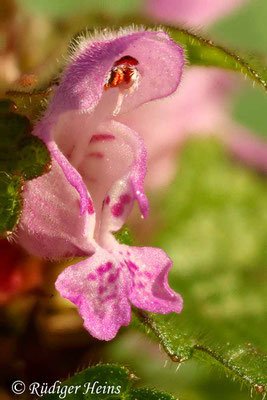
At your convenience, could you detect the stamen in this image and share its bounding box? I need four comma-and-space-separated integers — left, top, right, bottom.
104, 55, 140, 116
104, 55, 140, 91
113, 90, 125, 116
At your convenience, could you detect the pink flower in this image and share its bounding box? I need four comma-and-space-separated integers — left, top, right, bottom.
145, 0, 249, 28
16, 28, 184, 340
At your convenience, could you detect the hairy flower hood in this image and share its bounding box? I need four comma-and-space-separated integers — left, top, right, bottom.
17, 28, 184, 340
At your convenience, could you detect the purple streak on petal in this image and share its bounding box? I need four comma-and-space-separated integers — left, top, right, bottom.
87, 198, 95, 215
90, 134, 116, 143
87, 152, 104, 159
105, 196, 110, 205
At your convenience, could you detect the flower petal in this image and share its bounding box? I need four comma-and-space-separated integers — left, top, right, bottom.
98, 120, 148, 246
17, 160, 95, 258
125, 246, 183, 314
50, 29, 184, 116
51, 113, 148, 245
55, 248, 132, 341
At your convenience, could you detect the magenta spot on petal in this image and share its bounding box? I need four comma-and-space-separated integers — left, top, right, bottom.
88, 152, 104, 158
137, 282, 145, 289
120, 194, 131, 204
88, 198, 94, 215
127, 251, 130, 256
105, 196, 110, 205
98, 285, 107, 295
111, 203, 124, 217
104, 294, 117, 302
90, 134, 115, 143
87, 273, 97, 280
108, 269, 120, 283
144, 271, 152, 279
97, 261, 113, 275
126, 260, 139, 275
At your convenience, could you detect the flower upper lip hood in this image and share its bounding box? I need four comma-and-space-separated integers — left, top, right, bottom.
16, 27, 184, 340
50, 29, 184, 115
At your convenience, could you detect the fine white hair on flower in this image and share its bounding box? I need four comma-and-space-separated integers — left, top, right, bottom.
69, 25, 170, 60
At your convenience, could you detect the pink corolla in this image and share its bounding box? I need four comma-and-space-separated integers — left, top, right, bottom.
16, 28, 184, 340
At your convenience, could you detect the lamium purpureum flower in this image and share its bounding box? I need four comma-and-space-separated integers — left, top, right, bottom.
16, 28, 184, 340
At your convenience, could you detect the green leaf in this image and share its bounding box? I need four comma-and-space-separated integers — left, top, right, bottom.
114, 225, 134, 246
5, 87, 54, 120
167, 26, 267, 90
11, 135, 51, 180
0, 108, 51, 235
129, 388, 176, 400
134, 138, 267, 394
0, 173, 23, 237
0, 113, 30, 145
0, 112, 51, 181
43, 364, 177, 400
